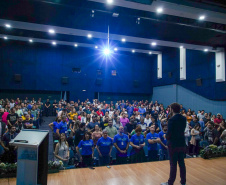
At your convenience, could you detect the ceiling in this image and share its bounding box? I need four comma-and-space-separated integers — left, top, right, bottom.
0, 0, 225, 55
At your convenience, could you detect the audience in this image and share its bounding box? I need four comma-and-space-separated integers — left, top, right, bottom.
0, 97, 225, 170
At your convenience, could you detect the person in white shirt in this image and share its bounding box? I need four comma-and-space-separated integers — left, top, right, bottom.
144, 114, 152, 127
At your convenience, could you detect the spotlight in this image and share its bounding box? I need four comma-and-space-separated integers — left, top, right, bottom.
151, 42, 157, 46
5, 24, 11, 28
91, 10, 95, 18
29, 39, 33, 43
3, 36, 7, 40
107, 0, 113, 4
49, 29, 55, 34
156, 7, 163, 13
149, 52, 152, 55
204, 49, 208, 52
95, 46, 98, 49
88, 34, 92, 38
199, 15, 205, 20
114, 48, 118, 51
103, 48, 111, 55
121, 38, 126, 42
82, 90, 86, 92
132, 50, 135, 53
74, 44, 78, 47
180, 46, 183, 48
136, 18, 140, 24
52, 41, 56, 45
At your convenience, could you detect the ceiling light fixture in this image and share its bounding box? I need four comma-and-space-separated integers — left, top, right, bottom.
29, 39, 33, 43
156, 7, 163, 13
121, 38, 126, 42
74, 44, 78, 47
52, 41, 56, 45
3, 36, 7, 40
48, 29, 55, 34
107, 0, 113, 4
5, 24, 11, 28
204, 49, 208, 52
82, 90, 86, 92
132, 50, 135, 53
149, 52, 152, 55
95, 46, 98, 49
88, 34, 92, 38
114, 48, 118, 51
151, 42, 157, 46
180, 46, 184, 48
199, 15, 205, 20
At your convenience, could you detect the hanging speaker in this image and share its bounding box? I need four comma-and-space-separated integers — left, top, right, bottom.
14, 74, 21, 82
196, 78, 202, 86
61, 77, 69, 84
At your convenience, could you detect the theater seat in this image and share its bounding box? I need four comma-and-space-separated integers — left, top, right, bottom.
127, 145, 132, 156
111, 146, 116, 160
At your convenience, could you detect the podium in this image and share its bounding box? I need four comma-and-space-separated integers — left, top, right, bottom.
10, 130, 49, 185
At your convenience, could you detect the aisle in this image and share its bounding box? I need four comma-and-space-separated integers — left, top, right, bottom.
39, 116, 55, 160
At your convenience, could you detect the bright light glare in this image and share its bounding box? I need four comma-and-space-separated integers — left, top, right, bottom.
4, 36, 7, 40
74, 44, 78, 47
151, 42, 157, 46
156, 7, 163, 13
149, 52, 152, 55
114, 48, 118, 51
199, 15, 205, 20
95, 46, 98, 49
180, 46, 183, 48
132, 50, 135, 53
88, 34, 92, 38
204, 49, 208, 52
52, 41, 56, 45
29, 39, 33, 43
107, 0, 113, 4
49, 29, 55, 34
104, 48, 111, 55
121, 38, 126, 42
5, 24, 11, 28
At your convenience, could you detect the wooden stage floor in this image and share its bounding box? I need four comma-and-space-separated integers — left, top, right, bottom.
1, 157, 226, 185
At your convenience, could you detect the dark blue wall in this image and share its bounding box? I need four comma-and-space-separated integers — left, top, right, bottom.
151, 48, 226, 100
0, 41, 154, 101
0, 41, 225, 101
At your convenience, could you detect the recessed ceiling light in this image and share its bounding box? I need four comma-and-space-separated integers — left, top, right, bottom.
151, 42, 157, 46
180, 46, 183, 48
199, 15, 205, 20
149, 52, 152, 55
88, 34, 92, 38
95, 46, 98, 49
132, 50, 135, 53
5, 24, 11, 28
114, 48, 118, 51
121, 38, 126, 42
29, 39, 33, 43
204, 49, 208, 52
74, 44, 78, 47
3, 36, 7, 40
49, 29, 55, 34
82, 90, 86, 92
107, 0, 113, 4
156, 7, 163, 13
52, 41, 56, 45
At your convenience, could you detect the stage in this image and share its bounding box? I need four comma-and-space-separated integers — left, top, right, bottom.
1, 157, 226, 185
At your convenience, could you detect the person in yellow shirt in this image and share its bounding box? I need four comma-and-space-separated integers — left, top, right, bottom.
186, 112, 193, 123
68, 108, 78, 120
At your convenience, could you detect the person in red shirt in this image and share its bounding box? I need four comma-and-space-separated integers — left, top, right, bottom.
133, 105, 139, 112
214, 113, 223, 129
96, 108, 104, 117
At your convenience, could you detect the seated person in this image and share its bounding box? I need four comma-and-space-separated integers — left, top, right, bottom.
87, 116, 99, 132
204, 121, 219, 145
22, 114, 33, 129
138, 117, 148, 132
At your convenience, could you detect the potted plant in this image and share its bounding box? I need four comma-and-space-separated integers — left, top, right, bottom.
48, 160, 63, 174
0, 162, 17, 178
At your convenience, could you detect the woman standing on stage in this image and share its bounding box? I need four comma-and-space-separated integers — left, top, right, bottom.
76, 132, 94, 167
130, 126, 145, 163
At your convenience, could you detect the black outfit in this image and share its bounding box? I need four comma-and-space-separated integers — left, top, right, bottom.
74, 129, 85, 146
7, 113, 18, 129
166, 114, 186, 185
0, 122, 7, 139
22, 119, 33, 129
124, 123, 135, 135
44, 101, 51, 117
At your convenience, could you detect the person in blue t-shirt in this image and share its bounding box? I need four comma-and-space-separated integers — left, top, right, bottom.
76, 131, 94, 167
158, 125, 169, 160
146, 125, 161, 161
129, 126, 145, 163
138, 105, 146, 118
56, 115, 68, 137
96, 129, 113, 166
113, 126, 129, 164
49, 117, 62, 149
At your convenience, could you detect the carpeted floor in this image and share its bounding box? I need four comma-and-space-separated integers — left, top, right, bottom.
39, 116, 55, 160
